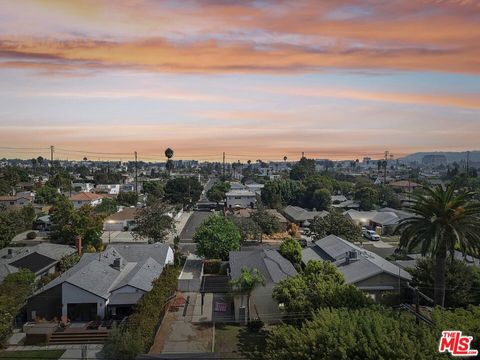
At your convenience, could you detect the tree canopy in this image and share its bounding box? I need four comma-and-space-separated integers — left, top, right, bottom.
309, 210, 361, 242
133, 200, 175, 243
164, 177, 203, 207
0, 205, 36, 249
279, 237, 302, 266
289, 157, 316, 181
194, 215, 241, 260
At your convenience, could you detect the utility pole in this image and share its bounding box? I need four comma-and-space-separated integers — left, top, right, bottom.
384, 150, 389, 185
134, 151, 138, 195
222, 152, 225, 180
301, 151, 305, 159
50, 145, 54, 176
466, 151, 470, 178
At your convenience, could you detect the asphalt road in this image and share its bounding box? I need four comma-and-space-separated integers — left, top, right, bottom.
179, 210, 214, 242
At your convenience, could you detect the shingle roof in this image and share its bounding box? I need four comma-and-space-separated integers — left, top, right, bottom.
371, 212, 399, 226
283, 205, 328, 222
105, 207, 138, 221
302, 235, 411, 284
229, 249, 297, 284
226, 190, 256, 197
36, 243, 172, 298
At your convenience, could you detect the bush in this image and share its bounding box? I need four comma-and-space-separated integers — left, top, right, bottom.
26, 231, 37, 240
247, 319, 264, 333
104, 266, 180, 360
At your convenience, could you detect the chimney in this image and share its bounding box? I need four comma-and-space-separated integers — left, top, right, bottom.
112, 257, 122, 271
6, 249, 14, 259
75, 236, 82, 256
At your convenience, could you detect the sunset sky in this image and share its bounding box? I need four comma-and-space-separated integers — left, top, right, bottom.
1, 0, 479, 162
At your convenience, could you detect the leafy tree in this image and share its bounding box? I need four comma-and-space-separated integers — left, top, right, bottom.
409, 257, 480, 308
194, 215, 241, 260
207, 181, 231, 203
251, 207, 281, 236
261, 179, 305, 208
142, 181, 164, 199
263, 307, 437, 360
94, 198, 118, 217
58, 253, 81, 272
397, 183, 480, 306
35, 185, 60, 205
133, 200, 175, 243
164, 177, 203, 207
273, 260, 372, 317
0, 179, 10, 196
0, 206, 36, 249
279, 237, 302, 266
49, 199, 103, 249
309, 210, 361, 242
230, 267, 265, 322
231, 217, 261, 242
354, 186, 379, 210
289, 157, 316, 181
311, 188, 331, 210
379, 185, 401, 208
117, 191, 138, 206
0, 269, 35, 346
46, 171, 72, 191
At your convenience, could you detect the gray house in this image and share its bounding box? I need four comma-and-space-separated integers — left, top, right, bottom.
27, 243, 174, 322
302, 235, 411, 300
0, 243, 76, 283
282, 205, 328, 227
229, 249, 297, 323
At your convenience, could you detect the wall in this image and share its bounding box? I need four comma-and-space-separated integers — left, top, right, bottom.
233, 283, 281, 324
62, 282, 106, 319
226, 196, 256, 209
27, 285, 62, 321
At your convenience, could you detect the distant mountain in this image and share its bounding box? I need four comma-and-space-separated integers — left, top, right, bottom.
401, 151, 480, 164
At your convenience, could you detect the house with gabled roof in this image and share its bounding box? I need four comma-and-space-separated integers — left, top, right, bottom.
69, 192, 104, 209
302, 235, 411, 300
229, 249, 297, 323
27, 243, 173, 322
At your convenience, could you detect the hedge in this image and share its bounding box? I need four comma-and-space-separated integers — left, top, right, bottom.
104, 265, 180, 360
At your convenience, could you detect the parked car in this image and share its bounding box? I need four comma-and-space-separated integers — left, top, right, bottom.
364, 230, 381, 241
299, 237, 308, 248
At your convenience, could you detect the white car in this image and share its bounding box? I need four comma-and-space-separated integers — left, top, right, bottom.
364, 230, 381, 241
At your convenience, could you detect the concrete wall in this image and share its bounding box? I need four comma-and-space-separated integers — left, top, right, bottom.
62, 282, 106, 319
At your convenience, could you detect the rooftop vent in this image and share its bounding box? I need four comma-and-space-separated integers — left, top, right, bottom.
345, 250, 358, 264
112, 257, 123, 271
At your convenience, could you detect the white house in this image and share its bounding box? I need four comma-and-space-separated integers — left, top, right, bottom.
27, 243, 174, 321
69, 192, 104, 209
104, 207, 138, 231
96, 184, 121, 195
226, 190, 256, 209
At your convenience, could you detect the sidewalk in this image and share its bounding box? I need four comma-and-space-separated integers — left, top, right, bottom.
166, 211, 192, 244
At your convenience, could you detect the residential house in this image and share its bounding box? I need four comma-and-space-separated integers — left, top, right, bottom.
245, 182, 264, 195
69, 192, 104, 209
282, 205, 328, 227
0, 243, 76, 283
225, 190, 256, 209
0, 194, 33, 209
104, 207, 138, 231
72, 183, 94, 192
344, 209, 404, 235
27, 243, 174, 321
394, 251, 480, 270
34, 215, 52, 232
229, 249, 297, 323
302, 235, 411, 299
95, 184, 121, 195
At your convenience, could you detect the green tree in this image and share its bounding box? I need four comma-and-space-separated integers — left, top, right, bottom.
0, 179, 10, 196
0, 206, 36, 249
311, 188, 331, 210
273, 260, 372, 317
35, 185, 60, 205
409, 257, 480, 308
230, 267, 265, 322
94, 198, 118, 217
133, 200, 175, 243
261, 179, 305, 208
117, 191, 138, 206
279, 237, 302, 266
354, 186, 379, 210
58, 253, 81, 272
263, 307, 437, 360
207, 181, 231, 203
309, 210, 361, 242
379, 185, 401, 208
289, 157, 316, 181
142, 181, 164, 199
195, 215, 241, 260
251, 207, 281, 236
164, 177, 203, 207
230, 217, 261, 242
397, 183, 480, 306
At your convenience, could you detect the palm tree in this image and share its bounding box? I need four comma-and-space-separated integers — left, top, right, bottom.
165, 148, 174, 175
230, 267, 265, 323
397, 183, 480, 306
283, 156, 287, 162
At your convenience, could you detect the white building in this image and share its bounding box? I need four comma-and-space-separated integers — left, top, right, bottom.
226, 190, 256, 209
69, 192, 104, 209
96, 184, 121, 195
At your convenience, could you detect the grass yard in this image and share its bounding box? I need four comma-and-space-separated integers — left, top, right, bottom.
214, 323, 267, 360
0, 350, 65, 359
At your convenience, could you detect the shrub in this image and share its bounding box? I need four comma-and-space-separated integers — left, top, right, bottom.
26, 231, 37, 240
203, 259, 222, 274
247, 319, 264, 333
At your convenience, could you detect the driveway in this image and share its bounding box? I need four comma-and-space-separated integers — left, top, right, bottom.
179, 211, 213, 242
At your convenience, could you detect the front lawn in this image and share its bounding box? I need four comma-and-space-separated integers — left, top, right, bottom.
0, 350, 65, 359
214, 324, 267, 359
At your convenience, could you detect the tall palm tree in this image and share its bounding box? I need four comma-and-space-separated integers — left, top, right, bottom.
165, 148, 174, 175
230, 267, 265, 323
397, 183, 480, 306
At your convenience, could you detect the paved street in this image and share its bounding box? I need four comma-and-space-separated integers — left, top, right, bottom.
179, 211, 214, 242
